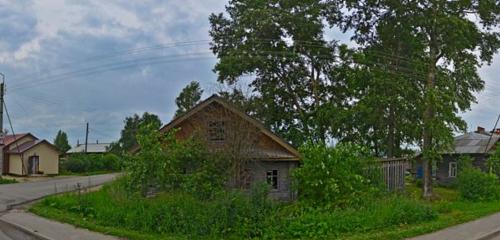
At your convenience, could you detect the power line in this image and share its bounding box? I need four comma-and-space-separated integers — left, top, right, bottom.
10, 40, 211, 84
9, 52, 214, 91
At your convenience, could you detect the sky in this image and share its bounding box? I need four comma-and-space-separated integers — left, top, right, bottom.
0, 0, 498, 147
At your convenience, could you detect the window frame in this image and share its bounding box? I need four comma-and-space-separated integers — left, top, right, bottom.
266, 169, 279, 190
207, 120, 225, 142
449, 162, 458, 178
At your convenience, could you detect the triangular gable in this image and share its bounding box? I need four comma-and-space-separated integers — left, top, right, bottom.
159, 95, 300, 160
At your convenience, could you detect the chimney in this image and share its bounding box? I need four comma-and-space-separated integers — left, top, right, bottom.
476, 126, 486, 134
96, 139, 99, 144
77, 139, 80, 146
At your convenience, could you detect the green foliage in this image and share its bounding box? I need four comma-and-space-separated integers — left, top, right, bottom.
34, 179, 277, 239
209, 0, 348, 145
175, 81, 203, 117
487, 144, 500, 174
62, 153, 121, 173
457, 155, 473, 173
335, 0, 498, 197
293, 143, 383, 207
32, 181, 439, 240
278, 196, 436, 239
109, 112, 162, 154
54, 130, 71, 153
0, 177, 17, 184
125, 124, 228, 199
458, 168, 499, 201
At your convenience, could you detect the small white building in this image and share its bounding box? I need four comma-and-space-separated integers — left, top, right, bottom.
67, 141, 111, 154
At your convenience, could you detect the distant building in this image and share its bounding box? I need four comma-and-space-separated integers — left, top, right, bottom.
0, 133, 60, 176
66, 141, 111, 154
416, 126, 500, 185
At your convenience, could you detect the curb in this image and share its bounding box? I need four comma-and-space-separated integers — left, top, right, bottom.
477, 227, 500, 240
0, 217, 53, 240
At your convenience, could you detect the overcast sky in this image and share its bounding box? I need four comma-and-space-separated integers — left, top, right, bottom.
0, 0, 498, 146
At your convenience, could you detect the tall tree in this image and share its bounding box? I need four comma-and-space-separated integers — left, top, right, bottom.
175, 81, 203, 117
110, 112, 162, 153
54, 130, 71, 153
339, 16, 422, 158
210, 0, 348, 146
330, 0, 499, 198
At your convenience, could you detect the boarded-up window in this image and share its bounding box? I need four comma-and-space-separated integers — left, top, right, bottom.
266, 170, 278, 189
449, 162, 457, 177
208, 121, 225, 141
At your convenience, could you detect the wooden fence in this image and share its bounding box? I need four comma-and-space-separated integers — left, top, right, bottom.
377, 158, 409, 191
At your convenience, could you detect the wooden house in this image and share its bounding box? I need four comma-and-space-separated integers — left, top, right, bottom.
154, 95, 301, 200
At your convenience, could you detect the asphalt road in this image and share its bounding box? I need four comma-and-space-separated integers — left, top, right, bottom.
0, 173, 118, 212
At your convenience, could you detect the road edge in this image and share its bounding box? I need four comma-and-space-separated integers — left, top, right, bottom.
0, 217, 53, 240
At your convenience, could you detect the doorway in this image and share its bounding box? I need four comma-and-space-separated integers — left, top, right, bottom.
28, 156, 39, 175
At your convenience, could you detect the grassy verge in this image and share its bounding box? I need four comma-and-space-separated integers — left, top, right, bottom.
344, 186, 500, 239
0, 177, 17, 184
29, 182, 500, 240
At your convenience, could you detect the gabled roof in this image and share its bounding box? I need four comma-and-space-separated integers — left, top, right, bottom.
6, 139, 60, 154
158, 95, 300, 160
0, 133, 37, 146
446, 132, 500, 154
67, 143, 111, 154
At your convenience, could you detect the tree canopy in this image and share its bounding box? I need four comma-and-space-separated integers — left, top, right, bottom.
175, 81, 203, 117
109, 112, 162, 154
54, 130, 71, 153
211, 0, 499, 197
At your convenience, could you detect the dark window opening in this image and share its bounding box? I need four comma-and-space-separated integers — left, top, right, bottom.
208, 121, 225, 141
266, 170, 278, 190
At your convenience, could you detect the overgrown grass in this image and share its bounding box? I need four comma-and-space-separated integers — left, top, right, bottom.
31, 179, 500, 240
0, 177, 17, 184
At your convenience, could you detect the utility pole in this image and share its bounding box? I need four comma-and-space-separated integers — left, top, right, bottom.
0, 73, 4, 136
0, 73, 4, 176
84, 122, 89, 153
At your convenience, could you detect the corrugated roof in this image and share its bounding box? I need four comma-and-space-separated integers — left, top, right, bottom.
67, 143, 111, 154
447, 132, 500, 154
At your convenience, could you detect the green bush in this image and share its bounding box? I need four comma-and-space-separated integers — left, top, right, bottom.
61, 153, 122, 173
126, 125, 228, 199
458, 168, 499, 201
293, 143, 383, 207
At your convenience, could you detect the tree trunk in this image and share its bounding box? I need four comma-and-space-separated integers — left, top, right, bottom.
422, 35, 438, 199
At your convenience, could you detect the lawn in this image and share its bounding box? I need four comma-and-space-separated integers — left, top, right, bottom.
29, 181, 500, 240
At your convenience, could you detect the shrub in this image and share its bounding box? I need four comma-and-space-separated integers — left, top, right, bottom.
102, 153, 121, 171
61, 153, 122, 173
125, 124, 228, 199
293, 143, 383, 207
458, 167, 499, 201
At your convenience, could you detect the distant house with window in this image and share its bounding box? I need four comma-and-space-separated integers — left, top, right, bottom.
140, 95, 300, 200
66, 141, 111, 155
0, 133, 60, 176
433, 126, 500, 185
